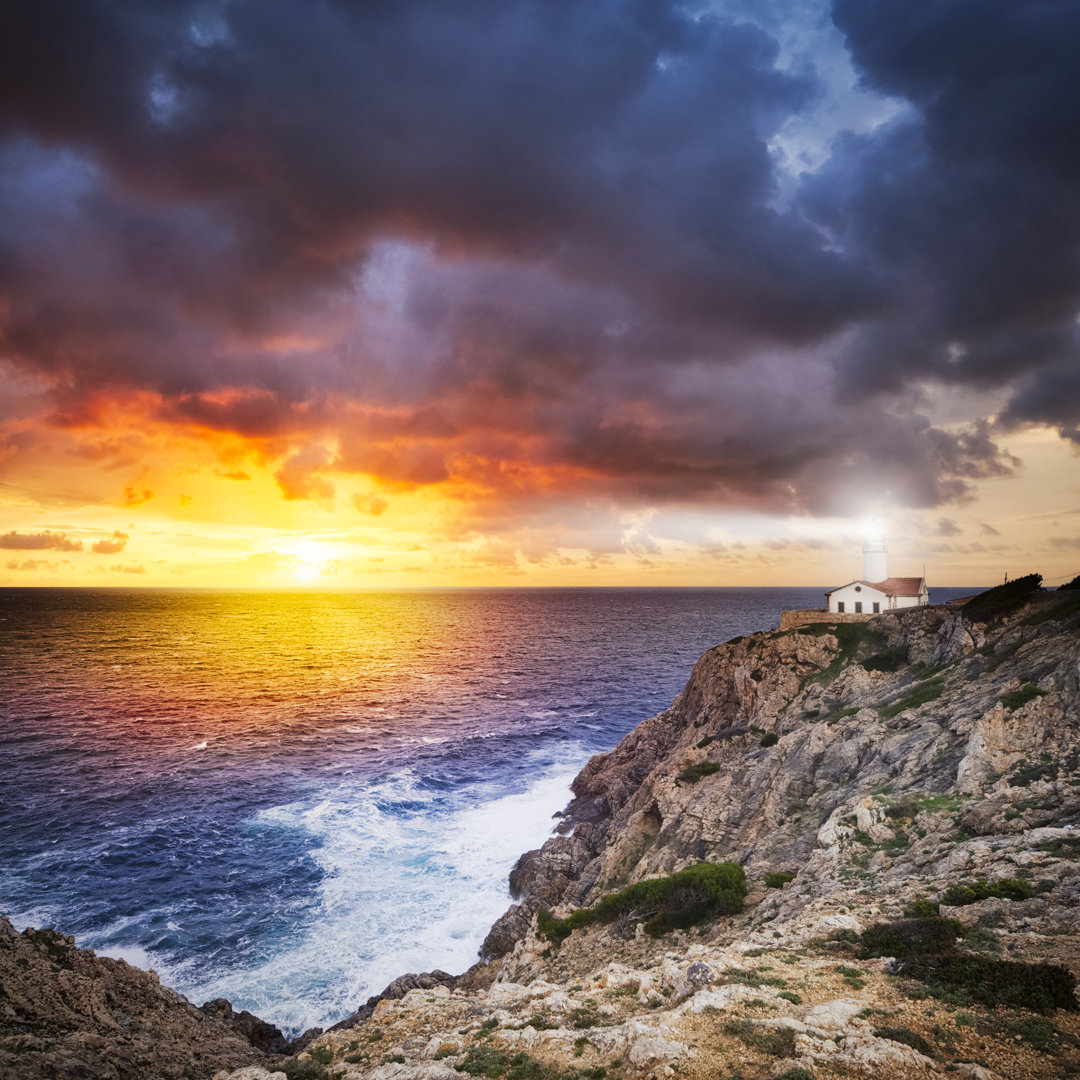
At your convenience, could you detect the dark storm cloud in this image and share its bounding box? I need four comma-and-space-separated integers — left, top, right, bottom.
0, 0, 1076, 515
821, 0, 1080, 436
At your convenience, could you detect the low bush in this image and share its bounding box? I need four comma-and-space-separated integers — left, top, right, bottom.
1061, 575, 1080, 591
764, 871, 796, 889
858, 917, 965, 959
941, 878, 1035, 906
280, 1059, 329, 1080
903, 899, 941, 918
722, 1019, 796, 1057
963, 574, 1043, 622
1001, 684, 1046, 710
897, 955, 1078, 1014
676, 761, 723, 784
873, 1026, 933, 1056
537, 862, 747, 943
759, 732, 779, 747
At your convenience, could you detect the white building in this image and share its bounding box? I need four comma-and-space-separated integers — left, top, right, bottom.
825, 523, 929, 614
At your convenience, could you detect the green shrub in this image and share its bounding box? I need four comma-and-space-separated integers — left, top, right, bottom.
1001, 684, 1046, 710
280, 1059, 329, 1080
434, 1048, 458, 1060
897, 955, 1078, 1014
777, 990, 802, 1004
863, 645, 909, 673
941, 878, 1035, 906
963, 574, 1043, 622
764, 871, 796, 889
774, 1070, 814, 1080
695, 735, 714, 749
457, 1045, 510, 1077
759, 732, 779, 747
873, 1026, 933, 1056
537, 862, 747, 943
1008, 760, 1058, 787
308, 1047, 333, 1065
903, 899, 941, 918
858, 917, 965, 959
676, 761, 724, 784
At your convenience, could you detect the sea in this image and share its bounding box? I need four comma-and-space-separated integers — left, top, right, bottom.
0, 586, 976, 1035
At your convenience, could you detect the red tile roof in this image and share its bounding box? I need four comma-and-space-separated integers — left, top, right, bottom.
826, 576, 925, 597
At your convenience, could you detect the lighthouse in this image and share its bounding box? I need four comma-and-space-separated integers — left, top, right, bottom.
862, 518, 888, 582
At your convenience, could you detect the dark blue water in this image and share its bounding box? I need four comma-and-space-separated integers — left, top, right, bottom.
0, 587, 975, 1032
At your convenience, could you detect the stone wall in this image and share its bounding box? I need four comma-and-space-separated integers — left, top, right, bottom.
778, 608, 875, 630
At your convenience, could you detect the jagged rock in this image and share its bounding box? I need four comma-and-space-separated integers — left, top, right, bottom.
0, 918, 271, 1080
200, 998, 290, 1054
332, 971, 458, 1029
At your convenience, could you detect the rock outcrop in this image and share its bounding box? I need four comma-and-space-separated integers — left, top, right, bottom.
0, 918, 280, 1079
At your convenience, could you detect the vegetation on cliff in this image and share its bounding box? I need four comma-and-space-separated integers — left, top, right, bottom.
537, 862, 746, 943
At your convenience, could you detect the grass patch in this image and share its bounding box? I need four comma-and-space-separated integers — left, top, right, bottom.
1001, 1015, 1078, 1053
880, 679, 946, 718
722, 1019, 796, 1057
874, 1026, 933, 1056
676, 761, 724, 784
764, 871, 796, 889
537, 862, 746, 943
897, 955, 1078, 1014
727, 967, 788, 989
799, 621, 886, 687
941, 878, 1035, 906
1001, 683, 1046, 710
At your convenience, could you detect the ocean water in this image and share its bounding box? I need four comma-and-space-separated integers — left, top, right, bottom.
0, 586, 974, 1034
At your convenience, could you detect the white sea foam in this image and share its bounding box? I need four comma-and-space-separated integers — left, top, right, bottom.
182, 747, 586, 1035
98, 943, 153, 969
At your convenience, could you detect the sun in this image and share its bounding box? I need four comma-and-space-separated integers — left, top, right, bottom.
288, 540, 328, 584
293, 561, 321, 584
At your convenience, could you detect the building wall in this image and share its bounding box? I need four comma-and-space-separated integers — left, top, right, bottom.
827, 582, 889, 614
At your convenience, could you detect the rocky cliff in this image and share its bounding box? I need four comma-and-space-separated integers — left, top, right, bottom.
6, 584, 1080, 1080
486, 586, 1080, 960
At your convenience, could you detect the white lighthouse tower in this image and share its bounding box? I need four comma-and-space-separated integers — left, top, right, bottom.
862, 518, 888, 583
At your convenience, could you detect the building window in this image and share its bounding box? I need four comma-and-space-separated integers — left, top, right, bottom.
855, 602, 863, 613
872, 602, 880, 613
837, 602, 845, 613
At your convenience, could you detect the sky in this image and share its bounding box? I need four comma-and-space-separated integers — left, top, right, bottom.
1, 0, 1078, 588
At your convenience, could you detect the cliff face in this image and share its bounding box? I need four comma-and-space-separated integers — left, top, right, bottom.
485, 589, 1080, 957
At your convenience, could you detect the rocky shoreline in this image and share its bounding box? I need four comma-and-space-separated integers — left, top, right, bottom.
4, 581, 1080, 1080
